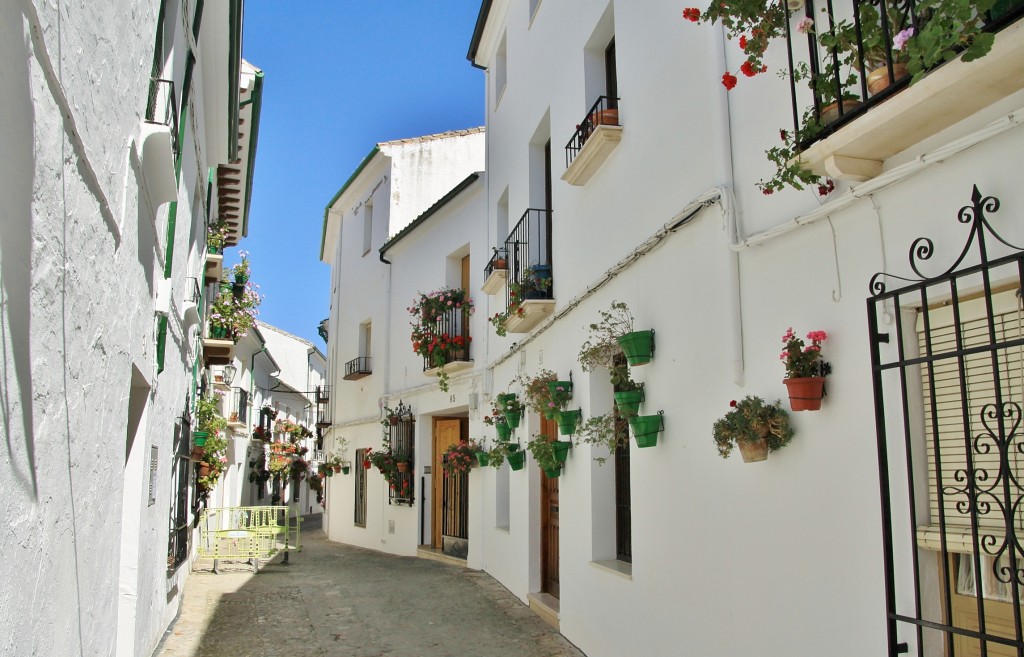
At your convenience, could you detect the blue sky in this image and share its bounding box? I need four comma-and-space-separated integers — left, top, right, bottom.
238, 2, 485, 346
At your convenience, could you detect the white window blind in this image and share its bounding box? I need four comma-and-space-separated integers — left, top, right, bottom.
916, 288, 1024, 553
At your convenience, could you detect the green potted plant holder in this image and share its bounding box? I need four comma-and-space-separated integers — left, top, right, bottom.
628, 411, 664, 448
553, 441, 571, 463
341, 465, 351, 474
495, 419, 511, 441
193, 431, 209, 447
546, 380, 573, 397
613, 389, 645, 416
557, 409, 582, 436
475, 450, 490, 467
543, 466, 561, 479
507, 446, 526, 471
505, 409, 522, 430
617, 329, 655, 366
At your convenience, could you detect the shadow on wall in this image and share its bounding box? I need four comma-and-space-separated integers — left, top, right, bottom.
0, 2, 38, 499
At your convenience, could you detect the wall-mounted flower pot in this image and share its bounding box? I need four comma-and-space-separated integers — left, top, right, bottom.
543, 466, 562, 479
193, 431, 209, 447
507, 448, 526, 471
553, 441, 572, 463
362, 460, 372, 470
628, 412, 664, 448
546, 381, 573, 397
496, 420, 511, 441
198, 462, 211, 477
231, 282, 245, 300
557, 410, 581, 436
497, 393, 516, 406
737, 439, 769, 463
234, 272, 249, 285
190, 446, 205, 460
613, 389, 645, 416
341, 465, 351, 474
617, 330, 654, 366
397, 461, 410, 473
505, 409, 522, 430
783, 377, 826, 411
475, 451, 490, 467
324, 468, 334, 478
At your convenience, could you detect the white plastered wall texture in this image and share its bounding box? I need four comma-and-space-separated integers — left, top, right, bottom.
0, 2, 223, 657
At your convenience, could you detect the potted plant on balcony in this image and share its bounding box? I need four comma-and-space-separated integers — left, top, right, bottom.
209, 279, 261, 341
490, 267, 552, 337
781, 327, 831, 410
527, 434, 570, 479
408, 287, 474, 392
713, 396, 794, 462
207, 223, 228, 254
230, 251, 251, 284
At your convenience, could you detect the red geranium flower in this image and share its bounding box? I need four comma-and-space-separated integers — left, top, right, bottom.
739, 35, 748, 49
682, 7, 701, 21
740, 61, 757, 77
721, 72, 738, 90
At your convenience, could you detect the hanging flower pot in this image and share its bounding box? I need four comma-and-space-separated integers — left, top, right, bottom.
628, 412, 664, 448
783, 377, 826, 411
333, 465, 342, 474
362, 459, 372, 469
231, 282, 245, 300
475, 450, 490, 467
553, 441, 572, 463
616, 330, 655, 366
341, 465, 351, 475
193, 431, 209, 447
397, 461, 410, 473
557, 409, 582, 436
234, 271, 249, 285
546, 381, 573, 397
737, 438, 769, 463
613, 389, 645, 416
198, 462, 211, 478
504, 409, 522, 430
324, 468, 334, 478
495, 419, 512, 441
496, 393, 516, 406
507, 448, 526, 471
543, 466, 562, 479
190, 446, 205, 460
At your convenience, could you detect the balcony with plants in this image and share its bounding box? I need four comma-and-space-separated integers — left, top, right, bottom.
481, 247, 509, 296
409, 288, 474, 393
685, 0, 1024, 192
204, 221, 228, 283
490, 208, 554, 336
562, 95, 622, 186
203, 252, 262, 366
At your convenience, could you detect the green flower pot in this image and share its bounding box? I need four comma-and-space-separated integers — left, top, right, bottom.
617, 330, 654, 366
628, 413, 664, 448
496, 420, 511, 441
543, 466, 561, 479
324, 468, 333, 477
475, 451, 490, 467
544, 408, 559, 419
341, 466, 351, 474
210, 325, 228, 339
553, 441, 572, 463
557, 409, 581, 436
496, 393, 516, 408
546, 380, 573, 397
193, 431, 209, 447
504, 409, 522, 430
507, 449, 526, 471
613, 389, 645, 416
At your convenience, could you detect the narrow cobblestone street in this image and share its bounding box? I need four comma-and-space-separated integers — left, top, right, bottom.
156, 517, 585, 657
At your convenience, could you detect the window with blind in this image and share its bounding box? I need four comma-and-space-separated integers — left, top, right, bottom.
916, 288, 1024, 555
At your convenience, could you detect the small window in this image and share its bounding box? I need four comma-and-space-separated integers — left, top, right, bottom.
495, 33, 508, 107
613, 354, 632, 562
362, 203, 373, 255
360, 321, 372, 359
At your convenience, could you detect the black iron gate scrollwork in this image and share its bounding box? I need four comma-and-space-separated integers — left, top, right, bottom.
868, 186, 1024, 657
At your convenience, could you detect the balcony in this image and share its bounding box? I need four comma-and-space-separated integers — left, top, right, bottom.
422, 305, 473, 378
182, 277, 201, 326
204, 248, 224, 284
343, 357, 372, 380
562, 96, 622, 186
481, 247, 509, 296
203, 323, 234, 366
499, 209, 554, 334
140, 78, 179, 206
316, 385, 331, 429
785, 1, 1024, 181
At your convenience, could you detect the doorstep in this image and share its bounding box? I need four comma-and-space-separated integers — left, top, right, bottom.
527, 592, 560, 630
416, 545, 468, 568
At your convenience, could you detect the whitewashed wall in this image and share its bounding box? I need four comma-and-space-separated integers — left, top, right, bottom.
469, 2, 1024, 657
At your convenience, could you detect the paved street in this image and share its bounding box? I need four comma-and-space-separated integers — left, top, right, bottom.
155, 516, 585, 657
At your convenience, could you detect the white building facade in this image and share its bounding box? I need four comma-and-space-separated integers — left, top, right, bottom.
321, 1, 1024, 656
0, 2, 263, 656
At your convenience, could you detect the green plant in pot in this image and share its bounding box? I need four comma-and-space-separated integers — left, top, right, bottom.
713, 396, 794, 462
574, 412, 628, 465
520, 369, 568, 419
501, 394, 526, 430
557, 409, 582, 436
527, 434, 568, 479
579, 303, 646, 416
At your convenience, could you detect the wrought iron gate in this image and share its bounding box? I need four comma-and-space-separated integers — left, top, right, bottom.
868, 186, 1024, 656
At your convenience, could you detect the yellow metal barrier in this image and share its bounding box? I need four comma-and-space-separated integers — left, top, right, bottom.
197, 506, 301, 572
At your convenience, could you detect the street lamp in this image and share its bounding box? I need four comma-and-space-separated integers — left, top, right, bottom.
223, 363, 237, 385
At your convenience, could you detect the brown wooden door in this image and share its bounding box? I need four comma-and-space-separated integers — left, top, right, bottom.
461, 254, 470, 292
433, 418, 462, 548
540, 416, 560, 598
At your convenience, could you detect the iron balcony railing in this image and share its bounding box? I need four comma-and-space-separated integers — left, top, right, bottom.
565, 95, 620, 169
785, 0, 1023, 150
502, 208, 554, 311
316, 389, 331, 429
343, 357, 372, 380
484, 246, 509, 278
185, 277, 201, 305
226, 387, 248, 425
316, 385, 330, 403
420, 305, 472, 372
145, 77, 179, 161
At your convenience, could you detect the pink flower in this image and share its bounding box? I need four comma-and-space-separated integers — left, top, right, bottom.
796, 17, 814, 34
782, 327, 795, 342
893, 27, 915, 50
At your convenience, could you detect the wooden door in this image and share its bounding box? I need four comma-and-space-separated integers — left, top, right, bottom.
461, 255, 470, 292
433, 418, 462, 548
540, 416, 560, 598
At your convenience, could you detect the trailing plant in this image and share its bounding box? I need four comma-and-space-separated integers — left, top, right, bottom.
526, 434, 562, 473
441, 441, 477, 476
206, 221, 228, 253
520, 369, 559, 415
209, 279, 262, 339
198, 433, 229, 494
713, 396, 794, 458
490, 266, 552, 337
486, 440, 520, 469
196, 392, 228, 435
230, 250, 251, 281
578, 301, 643, 391
574, 412, 627, 465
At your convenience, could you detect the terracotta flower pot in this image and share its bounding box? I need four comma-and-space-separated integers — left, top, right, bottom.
493, 258, 507, 270
198, 463, 211, 478
590, 108, 619, 126
784, 377, 826, 411
820, 99, 862, 124
737, 439, 769, 463
867, 63, 909, 95
397, 461, 410, 473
